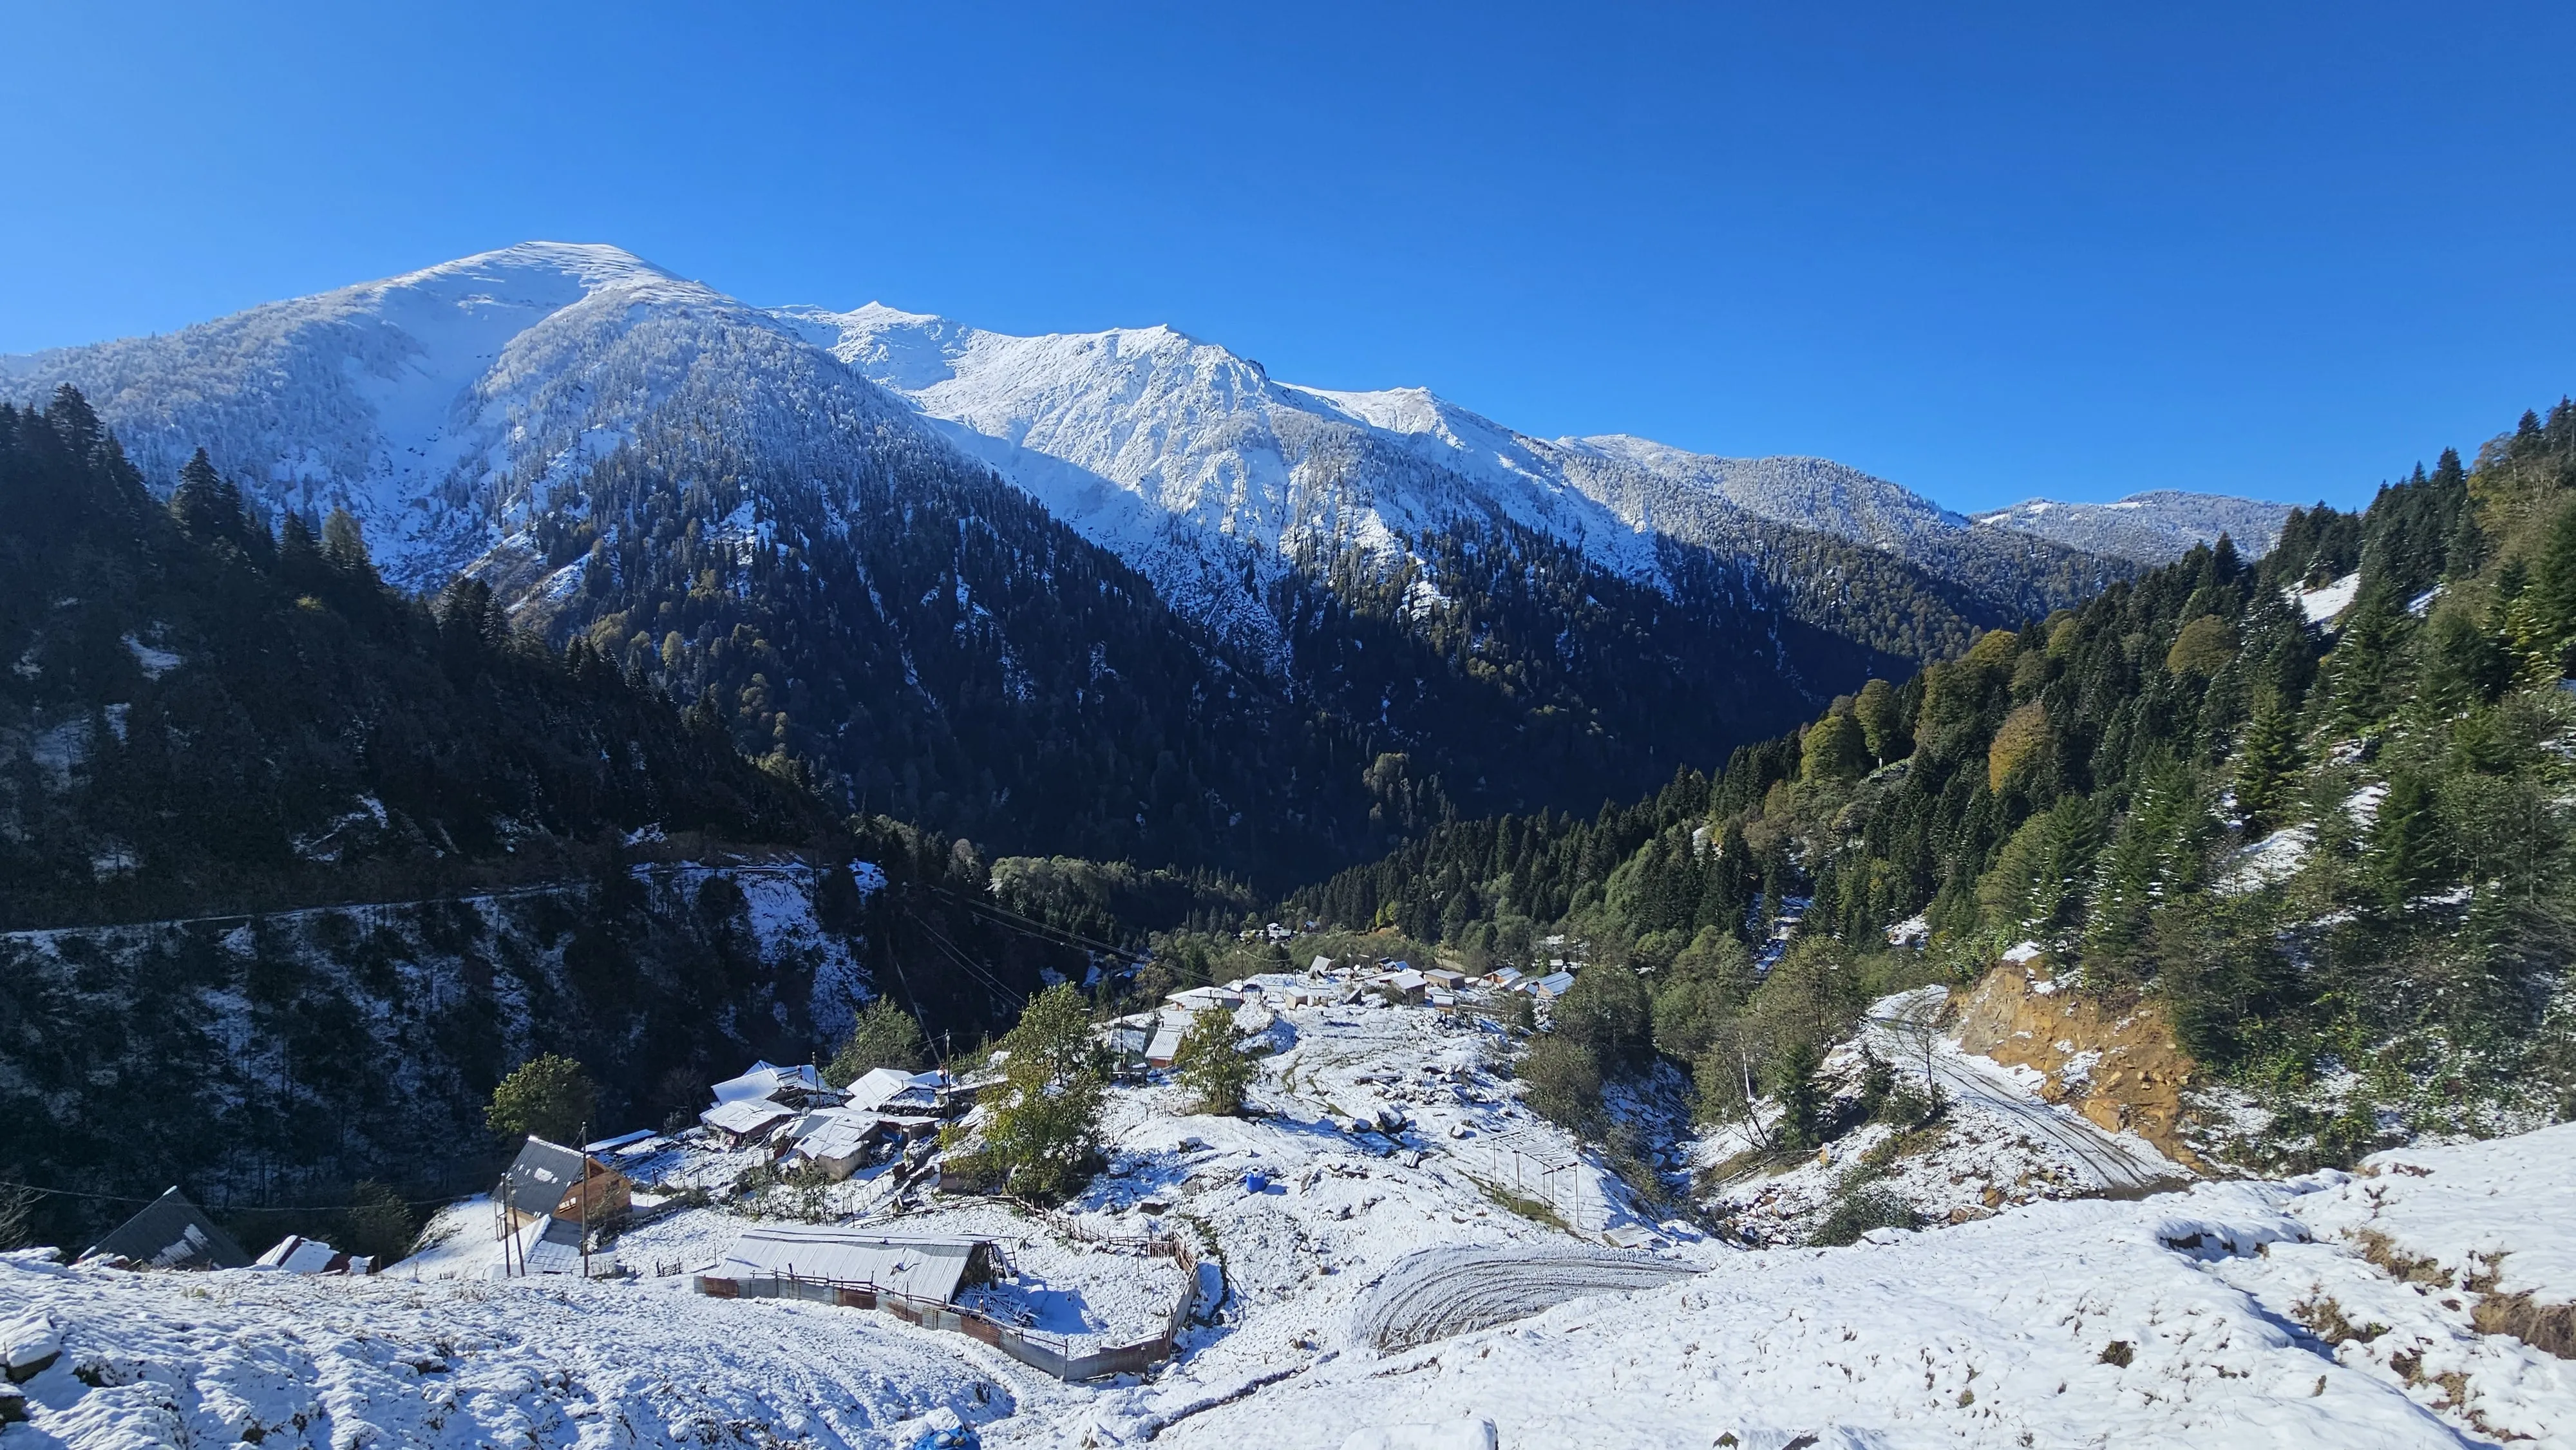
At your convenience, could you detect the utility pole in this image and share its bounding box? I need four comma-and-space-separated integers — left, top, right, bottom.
579, 1123, 592, 1281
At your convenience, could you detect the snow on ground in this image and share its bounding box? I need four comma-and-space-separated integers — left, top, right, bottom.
2298, 1124, 2576, 1304
14, 993, 2575, 1449
1154, 1174, 2572, 1450
2295, 570, 2364, 625
0, 1247, 1020, 1450
2221, 824, 2317, 896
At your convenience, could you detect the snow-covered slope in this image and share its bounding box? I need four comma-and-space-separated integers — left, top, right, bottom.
0, 244, 775, 587
1974, 489, 2295, 563
779, 304, 1680, 662
12, 993, 2573, 1449
784, 302, 2147, 654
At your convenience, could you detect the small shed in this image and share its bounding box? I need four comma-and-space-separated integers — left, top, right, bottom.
1529, 970, 1576, 999
84, 1187, 250, 1270
1423, 968, 1466, 991
1489, 966, 1526, 990
498, 1136, 633, 1228
1370, 970, 1429, 1004
1309, 955, 1337, 975
703, 1227, 1001, 1304
700, 1098, 798, 1148
787, 1109, 900, 1180
256, 1234, 372, 1276
1145, 1017, 1189, 1069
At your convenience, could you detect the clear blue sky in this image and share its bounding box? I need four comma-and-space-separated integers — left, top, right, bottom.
5, 1, 2570, 512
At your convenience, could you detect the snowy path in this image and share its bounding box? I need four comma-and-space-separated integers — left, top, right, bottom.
1350, 1243, 1700, 1351
1868, 986, 2180, 1194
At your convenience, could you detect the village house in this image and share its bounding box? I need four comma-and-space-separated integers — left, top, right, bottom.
82, 1187, 249, 1270
700, 1097, 799, 1147
496, 1136, 632, 1230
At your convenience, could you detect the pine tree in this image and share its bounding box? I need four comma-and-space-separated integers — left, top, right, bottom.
2233, 705, 2300, 836
2369, 772, 2446, 907
321, 507, 380, 587
1853, 677, 1906, 764
169, 447, 243, 542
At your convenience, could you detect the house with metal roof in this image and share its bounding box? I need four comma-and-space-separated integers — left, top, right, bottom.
82, 1187, 250, 1270
711, 1060, 838, 1109
497, 1136, 632, 1229
699, 1097, 799, 1147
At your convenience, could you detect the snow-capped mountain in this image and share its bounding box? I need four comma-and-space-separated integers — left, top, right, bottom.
782, 301, 2148, 662
0, 243, 2204, 874
1973, 490, 2294, 563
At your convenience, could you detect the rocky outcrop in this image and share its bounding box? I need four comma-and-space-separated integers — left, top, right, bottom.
1953, 960, 2207, 1172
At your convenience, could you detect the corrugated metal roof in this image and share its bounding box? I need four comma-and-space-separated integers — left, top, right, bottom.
501, 1136, 602, 1212
715, 1228, 989, 1303
256, 1234, 346, 1273
86, 1187, 249, 1270
700, 1099, 796, 1138
792, 1110, 891, 1163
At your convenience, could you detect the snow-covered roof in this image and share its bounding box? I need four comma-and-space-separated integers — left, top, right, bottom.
85, 1187, 249, 1270
711, 1060, 828, 1105
1167, 986, 1245, 1012
1528, 971, 1575, 997
583, 1129, 657, 1155
255, 1234, 349, 1274
699, 1099, 796, 1138
842, 1066, 942, 1113
1146, 1022, 1187, 1064
500, 1136, 623, 1218
791, 1110, 893, 1164
713, 1227, 990, 1304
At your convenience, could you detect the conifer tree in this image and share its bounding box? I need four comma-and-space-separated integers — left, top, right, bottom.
2233, 705, 2300, 836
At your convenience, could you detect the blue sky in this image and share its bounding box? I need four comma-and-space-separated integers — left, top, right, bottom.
4, 1, 2570, 512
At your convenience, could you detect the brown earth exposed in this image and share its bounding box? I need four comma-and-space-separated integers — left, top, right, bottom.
1951, 959, 2209, 1172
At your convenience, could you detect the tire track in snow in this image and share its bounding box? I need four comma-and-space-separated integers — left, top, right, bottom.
1868, 989, 2180, 1195
1351, 1243, 1697, 1352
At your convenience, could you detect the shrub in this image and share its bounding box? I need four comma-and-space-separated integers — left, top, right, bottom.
1174, 1006, 1256, 1115
960, 985, 1109, 1203
1808, 1187, 1920, 1247
827, 998, 929, 1085
486, 1053, 597, 1146
339, 1180, 418, 1263
1520, 1037, 1605, 1137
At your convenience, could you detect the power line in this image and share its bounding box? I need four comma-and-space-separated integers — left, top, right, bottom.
0, 1178, 485, 1214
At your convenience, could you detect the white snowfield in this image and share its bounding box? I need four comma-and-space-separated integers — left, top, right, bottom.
1153, 1174, 2576, 1449
7, 999, 2572, 1449
0, 1247, 1016, 1448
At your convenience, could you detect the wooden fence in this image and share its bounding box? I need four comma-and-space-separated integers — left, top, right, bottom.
696, 1232, 1205, 1381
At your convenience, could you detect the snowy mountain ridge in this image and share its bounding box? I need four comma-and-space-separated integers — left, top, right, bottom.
3, 241, 2269, 665
1973, 489, 2295, 562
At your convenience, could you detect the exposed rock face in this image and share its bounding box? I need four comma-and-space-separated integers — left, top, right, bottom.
1953, 961, 2207, 1172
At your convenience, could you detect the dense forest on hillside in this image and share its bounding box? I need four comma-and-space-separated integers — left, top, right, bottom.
0, 388, 1095, 1243
515, 415, 1926, 887
1282, 400, 2576, 1167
